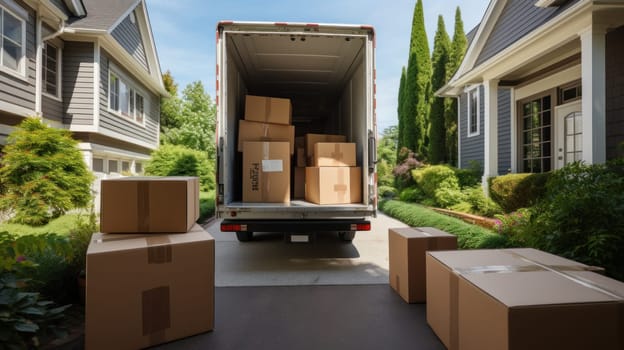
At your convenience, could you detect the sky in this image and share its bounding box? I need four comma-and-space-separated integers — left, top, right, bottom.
147, 0, 491, 133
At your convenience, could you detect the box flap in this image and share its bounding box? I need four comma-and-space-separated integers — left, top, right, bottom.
462, 270, 623, 307
390, 227, 455, 239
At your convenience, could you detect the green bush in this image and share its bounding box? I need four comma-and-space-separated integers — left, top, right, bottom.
434, 187, 465, 208
493, 208, 531, 244
198, 191, 215, 223
379, 200, 509, 249
399, 187, 424, 203
411, 165, 462, 208
0, 232, 71, 348
377, 186, 398, 199
454, 160, 481, 188
462, 186, 503, 217
0, 118, 94, 226
523, 160, 624, 281
145, 144, 214, 191
488, 172, 550, 212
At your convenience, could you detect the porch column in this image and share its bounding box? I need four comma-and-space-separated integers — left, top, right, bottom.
483, 79, 499, 194
579, 25, 606, 164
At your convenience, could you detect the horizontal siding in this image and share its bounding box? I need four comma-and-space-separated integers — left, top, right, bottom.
497, 89, 511, 175
111, 14, 149, 72
99, 50, 159, 146
606, 25, 624, 160
0, 0, 36, 112
460, 86, 485, 169
42, 96, 63, 121
62, 41, 94, 125
476, 0, 581, 66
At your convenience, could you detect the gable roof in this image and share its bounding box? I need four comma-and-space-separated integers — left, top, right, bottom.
66, 0, 139, 31
437, 0, 591, 96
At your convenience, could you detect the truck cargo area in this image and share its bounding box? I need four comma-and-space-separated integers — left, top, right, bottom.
217, 22, 376, 222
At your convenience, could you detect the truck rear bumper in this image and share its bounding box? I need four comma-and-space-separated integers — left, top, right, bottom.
220, 219, 371, 233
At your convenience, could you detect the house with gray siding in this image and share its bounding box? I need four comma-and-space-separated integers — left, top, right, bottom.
0, 0, 166, 176
438, 0, 624, 188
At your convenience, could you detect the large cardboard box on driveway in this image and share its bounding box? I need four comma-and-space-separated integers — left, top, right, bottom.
85, 224, 215, 350
243, 141, 290, 203
100, 177, 199, 233
388, 227, 457, 303
426, 248, 621, 350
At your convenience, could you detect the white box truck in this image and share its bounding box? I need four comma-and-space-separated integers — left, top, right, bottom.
215, 21, 377, 242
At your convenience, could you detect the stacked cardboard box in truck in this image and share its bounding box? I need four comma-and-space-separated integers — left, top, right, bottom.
305, 140, 361, 204
87, 177, 215, 349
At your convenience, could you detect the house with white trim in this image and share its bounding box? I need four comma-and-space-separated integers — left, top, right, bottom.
438, 0, 624, 187
0, 0, 166, 175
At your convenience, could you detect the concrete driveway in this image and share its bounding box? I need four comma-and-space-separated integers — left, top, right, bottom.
203, 213, 408, 287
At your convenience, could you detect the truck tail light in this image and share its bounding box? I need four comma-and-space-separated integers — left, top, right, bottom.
221, 224, 241, 232
351, 223, 371, 231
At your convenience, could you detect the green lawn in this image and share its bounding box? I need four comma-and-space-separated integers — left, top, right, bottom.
0, 213, 89, 236
379, 200, 509, 249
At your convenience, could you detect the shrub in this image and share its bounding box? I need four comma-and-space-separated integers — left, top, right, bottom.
376, 160, 395, 187
463, 186, 503, 217
377, 186, 398, 199
434, 187, 465, 208
399, 187, 424, 203
145, 144, 214, 191
523, 160, 624, 280
0, 118, 94, 226
454, 160, 481, 188
379, 200, 509, 249
494, 208, 531, 244
411, 165, 462, 208
489, 172, 550, 212
0, 232, 71, 347
393, 148, 423, 189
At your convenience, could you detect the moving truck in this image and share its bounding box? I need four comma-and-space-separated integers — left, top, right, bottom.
215, 21, 377, 242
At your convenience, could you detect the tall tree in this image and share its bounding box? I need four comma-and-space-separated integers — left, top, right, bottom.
397, 66, 407, 155
162, 81, 216, 157
160, 70, 183, 135
445, 7, 468, 166
404, 0, 432, 158
429, 15, 451, 164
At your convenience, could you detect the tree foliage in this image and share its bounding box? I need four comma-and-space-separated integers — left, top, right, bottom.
403, 0, 432, 159
429, 15, 451, 164
145, 144, 214, 191
397, 67, 407, 155
160, 81, 216, 158
445, 7, 468, 166
377, 126, 398, 187
160, 70, 182, 134
0, 118, 93, 226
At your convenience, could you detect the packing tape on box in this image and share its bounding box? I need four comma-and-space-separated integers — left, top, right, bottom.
137, 181, 150, 232
331, 143, 344, 162
334, 167, 348, 202
142, 286, 171, 343
93, 235, 172, 264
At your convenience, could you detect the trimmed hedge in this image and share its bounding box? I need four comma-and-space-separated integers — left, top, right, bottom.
488, 173, 550, 212
379, 200, 509, 249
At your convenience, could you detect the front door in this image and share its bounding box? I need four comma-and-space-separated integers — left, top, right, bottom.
554, 100, 582, 170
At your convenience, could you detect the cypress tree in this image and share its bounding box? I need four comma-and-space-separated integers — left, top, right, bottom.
397, 66, 407, 156
445, 7, 468, 166
404, 0, 431, 158
429, 15, 451, 164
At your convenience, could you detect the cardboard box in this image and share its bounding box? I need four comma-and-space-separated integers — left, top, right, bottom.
305, 166, 361, 204
238, 120, 295, 154
100, 177, 199, 233
458, 269, 623, 350
296, 147, 306, 167
388, 227, 457, 303
293, 167, 305, 199
304, 133, 346, 158
313, 142, 356, 167
243, 141, 290, 203
244, 95, 292, 125
426, 249, 616, 350
85, 224, 215, 350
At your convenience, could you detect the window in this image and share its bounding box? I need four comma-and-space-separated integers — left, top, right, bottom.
467, 87, 480, 137
108, 69, 146, 124
108, 160, 118, 174
122, 161, 130, 172
0, 6, 25, 74
559, 81, 582, 104
135, 162, 142, 174
520, 95, 552, 173
93, 158, 104, 172
42, 42, 60, 97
